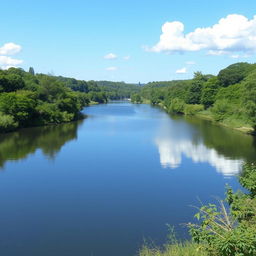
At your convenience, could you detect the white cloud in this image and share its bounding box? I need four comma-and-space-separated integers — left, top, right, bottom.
186, 61, 195, 65
104, 53, 117, 59
106, 66, 117, 71
147, 14, 256, 56
123, 55, 131, 60
175, 67, 187, 74
0, 56, 23, 69
0, 42, 23, 69
0, 42, 22, 55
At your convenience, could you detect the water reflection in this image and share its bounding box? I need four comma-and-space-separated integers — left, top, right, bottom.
154, 117, 256, 177
0, 121, 82, 168
155, 137, 243, 176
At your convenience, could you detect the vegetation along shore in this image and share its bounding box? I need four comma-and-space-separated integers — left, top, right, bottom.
0, 67, 139, 133
1, 62, 255, 136
131, 62, 256, 135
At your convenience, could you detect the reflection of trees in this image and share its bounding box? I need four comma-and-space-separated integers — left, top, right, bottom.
155, 114, 256, 176
0, 120, 83, 168
183, 116, 256, 162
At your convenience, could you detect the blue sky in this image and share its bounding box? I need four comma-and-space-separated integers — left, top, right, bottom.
0, 0, 255, 83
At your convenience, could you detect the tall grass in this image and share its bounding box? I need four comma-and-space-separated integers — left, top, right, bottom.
139, 241, 207, 256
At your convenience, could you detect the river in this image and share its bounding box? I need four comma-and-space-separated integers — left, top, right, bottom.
0, 102, 255, 256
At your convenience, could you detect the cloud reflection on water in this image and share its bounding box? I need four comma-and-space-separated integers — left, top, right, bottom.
155, 119, 243, 177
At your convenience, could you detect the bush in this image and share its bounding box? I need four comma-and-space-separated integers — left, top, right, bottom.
0, 113, 18, 132
131, 93, 142, 103
0, 91, 37, 125
36, 102, 74, 124
184, 104, 204, 115
211, 99, 230, 121
189, 163, 256, 256
169, 98, 185, 114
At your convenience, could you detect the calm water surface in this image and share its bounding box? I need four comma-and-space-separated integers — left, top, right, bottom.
0, 102, 255, 256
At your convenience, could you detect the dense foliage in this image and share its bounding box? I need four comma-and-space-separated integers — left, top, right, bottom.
55, 77, 140, 101
0, 68, 140, 132
0, 68, 91, 132
96, 81, 140, 100
140, 163, 256, 256
137, 62, 256, 133
189, 163, 256, 256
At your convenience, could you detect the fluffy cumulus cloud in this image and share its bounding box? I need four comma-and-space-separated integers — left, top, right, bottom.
147, 14, 256, 56
106, 66, 117, 71
0, 42, 22, 55
0, 56, 23, 68
104, 53, 117, 59
0, 42, 23, 69
175, 67, 187, 74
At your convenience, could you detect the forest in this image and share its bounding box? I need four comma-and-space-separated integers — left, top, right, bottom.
0, 68, 139, 133
132, 62, 256, 134
1, 62, 256, 135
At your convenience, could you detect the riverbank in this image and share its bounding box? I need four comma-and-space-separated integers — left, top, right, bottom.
136, 62, 256, 137
138, 143, 256, 256
139, 242, 207, 256
195, 110, 254, 134
141, 99, 255, 135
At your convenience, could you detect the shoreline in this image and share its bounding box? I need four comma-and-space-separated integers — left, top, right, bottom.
143, 101, 255, 136
0, 111, 87, 134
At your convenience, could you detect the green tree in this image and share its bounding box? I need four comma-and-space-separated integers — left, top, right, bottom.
169, 98, 185, 114
0, 73, 25, 92
186, 72, 207, 105
218, 62, 255, 87
29, 67, 35, 76
131, 93, 142, 103
201, 77, 220, 108
0, 91, 37, 125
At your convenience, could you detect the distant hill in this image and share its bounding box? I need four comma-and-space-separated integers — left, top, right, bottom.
96, 80, 141, 99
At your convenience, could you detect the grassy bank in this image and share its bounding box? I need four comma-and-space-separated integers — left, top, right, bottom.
139, 242, 207, 256
194, 110, 254, 134
144, 102, 255, 135
139, 163, 256, 256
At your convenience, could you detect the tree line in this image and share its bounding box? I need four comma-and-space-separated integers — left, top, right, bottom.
0, 68, 139, 132
132, 62, 256, 134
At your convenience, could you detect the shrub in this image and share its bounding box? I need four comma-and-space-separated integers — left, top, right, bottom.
211, 99, 230, 121
184, 104, 204, 115
0, 113, 18, 132
36, 103, 74, 124
0, 91, 37, 126
189, 163, 256, 256
131, 93, 142, 103
169, 98, 185, 114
